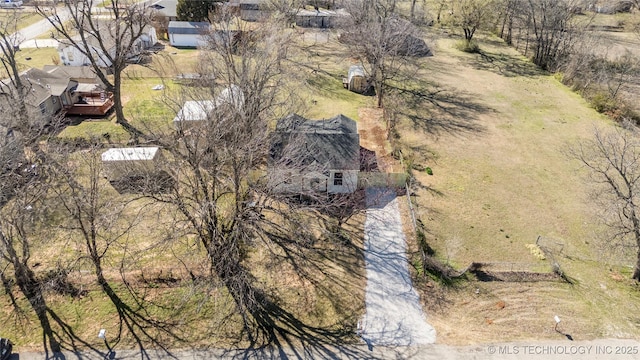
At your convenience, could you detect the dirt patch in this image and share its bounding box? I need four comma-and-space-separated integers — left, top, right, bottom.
471, 270, 562, 282
358, 107, 401, 172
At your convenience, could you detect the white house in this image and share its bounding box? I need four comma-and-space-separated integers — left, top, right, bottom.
269, 114, 360, 194
59, 26, 158, 67
168, 21, 210, 48
173, 85, 244, 131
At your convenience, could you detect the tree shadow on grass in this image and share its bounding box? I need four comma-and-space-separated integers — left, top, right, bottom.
470, 50, 544, 78
210, 197, 389, 359
388, 80, 491, 138
45, 308, 101, 360
39, 287, 184, 360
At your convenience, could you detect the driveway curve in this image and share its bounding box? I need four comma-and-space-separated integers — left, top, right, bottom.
360, 187, 436, 346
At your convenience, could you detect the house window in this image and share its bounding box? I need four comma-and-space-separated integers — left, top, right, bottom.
333, 172, 343, 186
67, 51, 74, 62
39, 102, 47, 114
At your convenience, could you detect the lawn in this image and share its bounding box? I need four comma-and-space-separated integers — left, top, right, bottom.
1, 146, 367, 350
10, 17, 640, 351
0, 10, 42, 30
4, 33, 370, 351
397, 32, 640, 344
14, 47, 59, 71
58, 77, 180, 141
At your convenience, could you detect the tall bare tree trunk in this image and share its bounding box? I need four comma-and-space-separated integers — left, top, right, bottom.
112, 72, 142, 141
411, 0, 417, 20
632, 209, 640, 281
7, 249, 61, 352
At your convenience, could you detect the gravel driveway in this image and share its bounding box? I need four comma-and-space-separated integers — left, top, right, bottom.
360, 188, 436, 346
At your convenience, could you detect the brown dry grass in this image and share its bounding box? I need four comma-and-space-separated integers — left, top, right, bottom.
398, 33, 640, 344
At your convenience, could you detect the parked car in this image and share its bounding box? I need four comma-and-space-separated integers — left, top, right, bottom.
0, 0, 22, 8
0, 338, 12, 360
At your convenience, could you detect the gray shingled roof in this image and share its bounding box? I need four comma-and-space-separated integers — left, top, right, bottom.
42, 65, 100, 81
0, 68, 72, 107
271, 114, 360, 171
168, 21, 210, 35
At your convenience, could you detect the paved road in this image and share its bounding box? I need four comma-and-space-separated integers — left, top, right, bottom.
14, 9, 71, 47
12, 1, 153, 48
360, 187, 436, 346
13, 339, 640, 359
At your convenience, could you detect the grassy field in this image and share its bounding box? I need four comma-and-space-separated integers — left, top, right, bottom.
0, 10, 42, 30
6, 14, 640, 350
15, 47, 59, 70
3, 33, 370, 351
397, 32, 640, 344
1, 174, 366, 351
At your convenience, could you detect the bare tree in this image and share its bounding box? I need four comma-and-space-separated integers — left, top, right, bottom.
144, 12, 298, 341
131, 9, 367, 343
51, 145, 179, 356
0, 161, 63, 354
519, 0, 579, 70
447, 0, 499, 45
571, 123, 640, 281
434, 0, 450, 23
340, 0, 429, 108
0, 16, 29, 133
498, 0, 517, 44
37, 0, 154, 138
0, 13, 65, 354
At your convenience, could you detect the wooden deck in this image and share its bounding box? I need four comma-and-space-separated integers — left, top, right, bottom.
65, 93, 114, 116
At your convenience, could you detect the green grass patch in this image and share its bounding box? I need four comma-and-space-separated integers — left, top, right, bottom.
0, 10, 42, 31
57, 119, 129, 142
14, 47, 59, 72
302, 72, 371, 120
121, 78, 180, 132
455, 39, 480, 53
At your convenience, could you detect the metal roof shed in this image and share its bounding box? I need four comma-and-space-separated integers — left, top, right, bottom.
168, 21, 210, 47
101, 147, 162, 180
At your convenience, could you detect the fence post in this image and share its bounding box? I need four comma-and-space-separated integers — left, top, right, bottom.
406, 181, 417, 234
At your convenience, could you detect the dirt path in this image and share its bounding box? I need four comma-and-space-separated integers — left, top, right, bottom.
361, 188, 436, 346
358, 108, 399, 172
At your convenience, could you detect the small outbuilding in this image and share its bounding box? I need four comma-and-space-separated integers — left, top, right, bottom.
173, 85, 244, 131
101, 147, 172, 193
168, 21, 211, 48
172, 99, 216, 130
295, 9, 346, 28
343, 65, 368, 94
101, 147, 162, 179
